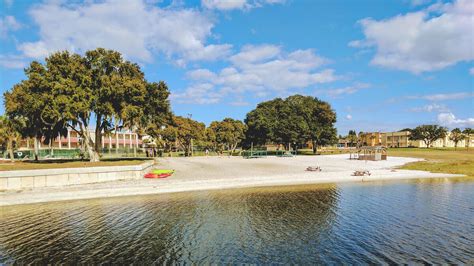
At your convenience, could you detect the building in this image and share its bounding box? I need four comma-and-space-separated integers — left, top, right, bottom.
359, 130, 474, 148
17, 129, 142, 151
382, 131, 411, 148
409, 132, 472, 148
359, 132, 383, 147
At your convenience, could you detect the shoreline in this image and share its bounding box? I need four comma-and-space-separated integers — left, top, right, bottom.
0, 155, 464, 206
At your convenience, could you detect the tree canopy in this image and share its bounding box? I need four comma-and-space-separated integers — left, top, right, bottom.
4, 48, 171, 161
347, 130, 357, 147
410, 125, 447, 148
208, 118, 247, 154
245, 95, 337, 152
151, 116, 206, 157
0, 116, 24, 161
449, 128, 465, 150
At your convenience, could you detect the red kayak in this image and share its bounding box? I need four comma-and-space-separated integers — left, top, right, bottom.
144, 173, 172, 179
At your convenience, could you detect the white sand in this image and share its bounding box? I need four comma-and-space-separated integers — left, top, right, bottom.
0, 155, 463, 206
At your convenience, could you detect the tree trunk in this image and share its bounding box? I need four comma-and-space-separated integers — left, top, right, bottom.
7, 139, 14, 162
81, 123, 100, 162
49, 141, 54, 157
312, 140, 317, 154
230, 142, 238, 156
95, 115, 102, 154
34, 137, 39, 161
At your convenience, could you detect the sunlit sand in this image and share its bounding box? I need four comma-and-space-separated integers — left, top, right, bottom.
0, 154, 462, 206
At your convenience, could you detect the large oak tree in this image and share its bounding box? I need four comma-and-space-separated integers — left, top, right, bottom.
208, 118, 247, 155
245, 95, 337, 152
4, 48, 171, 162
410, 125, 447, 148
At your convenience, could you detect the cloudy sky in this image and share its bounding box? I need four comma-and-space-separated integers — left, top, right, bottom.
0, 0, 473, 134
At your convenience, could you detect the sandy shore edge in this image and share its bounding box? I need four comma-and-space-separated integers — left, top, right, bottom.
0, 155, 464, 206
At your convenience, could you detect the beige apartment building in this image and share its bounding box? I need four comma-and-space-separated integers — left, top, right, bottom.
18, 129, 142, 151
359, 131, 473, 148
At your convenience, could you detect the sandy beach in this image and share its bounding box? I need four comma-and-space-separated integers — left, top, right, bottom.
0, 154, 462, 206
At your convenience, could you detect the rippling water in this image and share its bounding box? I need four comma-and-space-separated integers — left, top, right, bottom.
1, 179, 473, 264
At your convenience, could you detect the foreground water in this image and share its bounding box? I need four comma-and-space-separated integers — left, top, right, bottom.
0, 178, 473, 264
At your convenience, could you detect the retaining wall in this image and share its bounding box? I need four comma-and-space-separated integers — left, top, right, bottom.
0, 160, 155, 190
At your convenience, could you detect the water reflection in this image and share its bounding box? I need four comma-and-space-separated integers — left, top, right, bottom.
0, 180, 473, 264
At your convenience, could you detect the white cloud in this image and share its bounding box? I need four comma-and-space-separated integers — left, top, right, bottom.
230, 98, 250, 106
202, 0, 248, 10
470, 67, 474, 75
229, 44, 282, 65
350, 0, 474, 73
175, 45, 338, 104
202, 0, 284, 11
0, 16, 21, 38
437, 112, 474, 128
409, 103, 449, 112
171, 83, 222, 104
319, 82, 370, 98
0, 54, 27, 69
408, 92, 474, 101
17, 0, 231, 63
3, 0, 13, 8
411, 0, 431, 7
346, 114, 352, 120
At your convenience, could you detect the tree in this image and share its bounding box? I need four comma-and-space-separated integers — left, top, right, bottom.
357, 131, 365, 147
463, 128, 473, 150
245, 98, 282, 146
244, 95, 337, 152
3, 61, 56, 161
140, 81, 172, 134
4, 48, 171, 162
0, 116, 23, 161
208, 118, 247, 155
449, 128, 465, 150
70, 49, 149, 161
171, 116, 206, 156
410, 125, 447, 148
347, 130, 357, 147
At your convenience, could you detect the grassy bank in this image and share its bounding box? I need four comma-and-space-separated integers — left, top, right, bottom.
388, 148, 474, 178
0, 159, 150, 171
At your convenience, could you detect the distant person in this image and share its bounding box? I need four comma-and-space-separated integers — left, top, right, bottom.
205, 149, 209, 156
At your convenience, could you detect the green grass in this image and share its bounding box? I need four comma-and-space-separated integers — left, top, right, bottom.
388, 147, 474, 178
0, 158, 151, 171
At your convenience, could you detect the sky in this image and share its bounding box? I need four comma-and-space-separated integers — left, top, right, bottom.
0, 0, 473, 135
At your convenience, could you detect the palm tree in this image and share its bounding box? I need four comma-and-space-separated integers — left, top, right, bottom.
463, 128, 473, 151
449, 128, 465, 151
0, 116, 23, 162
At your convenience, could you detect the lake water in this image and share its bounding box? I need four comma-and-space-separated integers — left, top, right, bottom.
1, 178, 473, 264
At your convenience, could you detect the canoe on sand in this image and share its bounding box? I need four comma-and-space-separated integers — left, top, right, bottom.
144, 173, 172, 179
151, 169, 174, 175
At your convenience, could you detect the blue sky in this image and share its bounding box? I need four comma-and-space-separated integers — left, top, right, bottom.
0, 0, 473, 135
